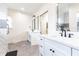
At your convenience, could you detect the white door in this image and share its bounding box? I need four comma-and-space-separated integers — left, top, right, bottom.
72, 49, 79, 56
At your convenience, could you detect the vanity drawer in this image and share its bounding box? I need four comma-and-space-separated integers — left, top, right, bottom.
44, 42, 65, 56
52, 49, 66, 56
45, 38, 71, 56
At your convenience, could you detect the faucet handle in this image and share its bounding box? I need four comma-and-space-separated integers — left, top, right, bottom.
68, 33, 73, 38
59, 33, 63, 37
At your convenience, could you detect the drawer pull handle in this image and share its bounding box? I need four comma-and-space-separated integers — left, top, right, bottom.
50, 49, 55, 53
40, 39, 42, 40
50, 49, 52, 51
52, 50, 55, 53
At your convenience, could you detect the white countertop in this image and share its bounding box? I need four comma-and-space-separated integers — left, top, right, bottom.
41, 35, 79, 50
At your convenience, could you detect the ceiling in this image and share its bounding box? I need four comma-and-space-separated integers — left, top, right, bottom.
0, 3, 46, 14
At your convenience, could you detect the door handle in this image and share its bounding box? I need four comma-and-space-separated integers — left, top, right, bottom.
52, 50, 55, 53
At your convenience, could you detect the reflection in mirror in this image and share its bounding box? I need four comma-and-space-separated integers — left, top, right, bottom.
57, 3, 70, 31
36, 16, 39, 30
57, 3, 79, 32
32, 15, 36, 31
76, 13, 79, 32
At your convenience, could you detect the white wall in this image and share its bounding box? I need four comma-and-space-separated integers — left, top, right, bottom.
34, 4, 57, 36
0, 6, 7, 19
48, 4, 57, 36
0, 6, 8, 55
8, 9, 32, 43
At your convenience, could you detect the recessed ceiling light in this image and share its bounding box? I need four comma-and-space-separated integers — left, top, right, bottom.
21, 8, 24, 11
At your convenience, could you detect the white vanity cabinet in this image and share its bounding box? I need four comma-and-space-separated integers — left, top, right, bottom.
39, 36, 71, 56
44, 38, 71, 56
39, 36, 79, 56
28, 32, 40, 45
30, 33, 79, 56
72, 49, 79, 56
44, 42, 65, 56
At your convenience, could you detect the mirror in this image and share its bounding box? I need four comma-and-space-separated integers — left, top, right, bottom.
40, 11, 48, 34
57, 3, 79, 32
57, 3, 70, 31
32, 11, 48, 34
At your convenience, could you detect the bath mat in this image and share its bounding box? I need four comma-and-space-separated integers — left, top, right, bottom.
5, 50, 17, 56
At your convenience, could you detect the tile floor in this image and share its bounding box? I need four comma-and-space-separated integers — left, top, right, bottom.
8, 41, 39, 56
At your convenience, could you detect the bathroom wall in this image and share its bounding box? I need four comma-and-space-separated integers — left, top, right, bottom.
0, 6, 8, 19
7, 9, 32, 43
48, 4, 57, 36
0, 6, 8, 55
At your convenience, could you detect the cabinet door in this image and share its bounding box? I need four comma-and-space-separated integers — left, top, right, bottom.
44, 41, 65, 56
52, 49, 65, 56
44, 43, 53, 56
72, 49, 79, 56
45, 38, 71, 56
